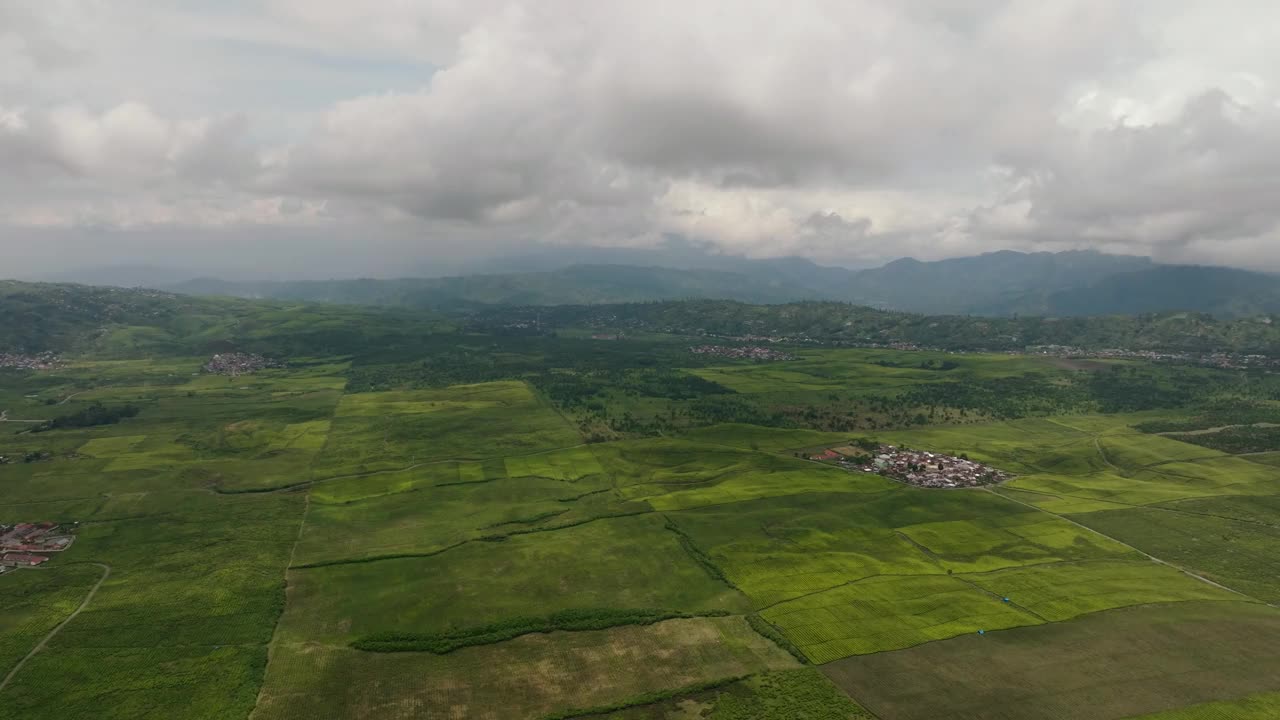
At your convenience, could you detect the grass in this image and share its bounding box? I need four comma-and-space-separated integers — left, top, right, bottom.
591, 668, 874, 719
1006, 458, 1280, 507
311, 381, 581, 476
0, 645, 269, 720
761, 574, 1043, 663
1070, 506, 1280, 603
8, 349, 1280, 719
252, 617, 797, 720
278, 514, 751, 645
679, 424, 858, 453
671, 488, 1135, 610
0, 491, 302, 719
0, 564, 103, 677
687, 350, 1055, 395
1247, 451, 1280, 467
294, 470, 625, 566
352, 608, 729, 653
1125, 691, 1280, 719
596, 438, 894, 511
821, 601, 1280, 720
959, 559, 1242, 621
1097, 433, 1226, 468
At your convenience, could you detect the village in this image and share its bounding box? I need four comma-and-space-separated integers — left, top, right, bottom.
0, 352, 64, 371
0, 522, 76, 574
1026, 345, 1280, 371
689, 344, 796, 361
809, 443, 1009, 488
203, 352, 285, 376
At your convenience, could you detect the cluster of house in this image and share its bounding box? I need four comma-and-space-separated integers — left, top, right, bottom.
202, 352, 284, 376
1026, 345, 1280, 370
811, 444, 1008, 488
0, 352, 63, 371
0, 522, 75, 574
689, 345, 796, 361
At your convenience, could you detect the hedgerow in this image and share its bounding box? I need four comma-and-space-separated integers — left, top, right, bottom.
351, 608, 730, 653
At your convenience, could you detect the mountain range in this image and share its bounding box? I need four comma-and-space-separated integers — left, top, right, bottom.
35, 250, 1280, 318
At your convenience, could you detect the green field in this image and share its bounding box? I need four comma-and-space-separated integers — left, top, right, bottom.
822, 601, 1280, 720
279, 513, 750, 646
1125, 692, 1280, 719
5, 318, 1280, 719
254, 616, 797, 720
1069, 506, 1280, 603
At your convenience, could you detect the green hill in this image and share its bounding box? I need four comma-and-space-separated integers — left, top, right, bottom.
157, 251, 1280, 319
0, 280, 451, 357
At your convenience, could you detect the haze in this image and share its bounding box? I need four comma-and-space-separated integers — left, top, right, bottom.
4, 1, 1280, 279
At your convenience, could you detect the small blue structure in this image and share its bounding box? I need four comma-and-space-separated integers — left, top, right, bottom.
1002, 597, 1010, 603
978, 629, 985, 635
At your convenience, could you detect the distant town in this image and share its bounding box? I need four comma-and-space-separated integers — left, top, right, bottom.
0, 352, 64, 371
0, 522, 76, 574
1026, 345, 1280, 371
203, 352, 285, 376
689, 345, 796, 361
809, 444, 1010, 488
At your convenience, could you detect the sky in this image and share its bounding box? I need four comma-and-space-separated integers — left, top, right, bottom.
3, 0, 1280, 278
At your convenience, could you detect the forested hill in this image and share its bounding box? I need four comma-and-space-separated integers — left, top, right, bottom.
3, 281, 1277, 357
158, 250, 1280, 318
470, 300, 1280, 355
0, 280, 450, 357
170, 264, 821, 307
1045, 265, 1280, 317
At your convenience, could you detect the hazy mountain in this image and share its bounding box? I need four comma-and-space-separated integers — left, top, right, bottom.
169, 264, 822, 308
47, 249, 1279, 318
1046, 265, 1280, 317
840, 250, 1156, 314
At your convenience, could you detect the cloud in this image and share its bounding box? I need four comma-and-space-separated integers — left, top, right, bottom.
3, 0, 1280, 276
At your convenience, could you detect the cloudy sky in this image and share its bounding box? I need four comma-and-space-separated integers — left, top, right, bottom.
4, 1, 1280, 278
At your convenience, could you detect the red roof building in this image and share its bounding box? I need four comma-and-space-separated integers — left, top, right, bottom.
1, 553, 48, 567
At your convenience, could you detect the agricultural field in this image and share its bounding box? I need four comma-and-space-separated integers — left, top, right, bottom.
3, 328, 1280, 719
254, 616, 798, 720
822, 601, 1280, 720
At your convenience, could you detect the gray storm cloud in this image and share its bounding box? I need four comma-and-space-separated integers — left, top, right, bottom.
2, 0, 1279, 276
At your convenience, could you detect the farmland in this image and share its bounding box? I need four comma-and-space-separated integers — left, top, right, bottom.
2, 297, 1280, 718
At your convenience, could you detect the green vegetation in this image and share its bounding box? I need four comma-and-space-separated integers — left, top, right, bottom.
822, 601, 1280, 720
352, 608, 728, 653
253, 617, 797, 720
564, 668, 873, 719
5, 286, 1280, 719
1164, 425, 1280, 454
1125, 692, 1280, 719
31, 401, 140, 432
0, 564, 102, 675
1070, 506, 1280, 603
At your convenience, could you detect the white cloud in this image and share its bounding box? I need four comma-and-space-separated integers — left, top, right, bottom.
4, 0, 1280, 275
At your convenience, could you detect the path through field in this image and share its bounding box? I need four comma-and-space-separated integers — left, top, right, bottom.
0, 562, 112, 693
990, 488, 1268, 604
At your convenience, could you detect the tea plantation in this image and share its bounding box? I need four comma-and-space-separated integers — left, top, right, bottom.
3, 295, 1280, 719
